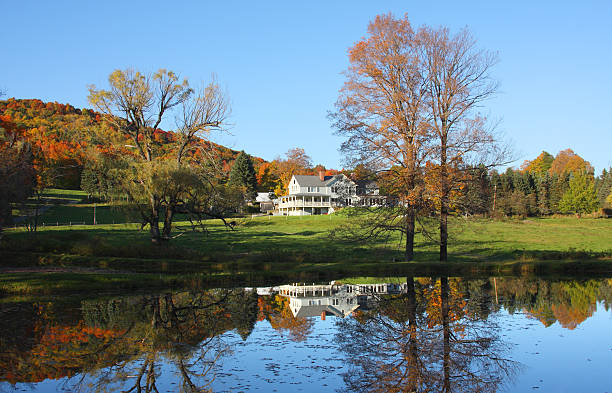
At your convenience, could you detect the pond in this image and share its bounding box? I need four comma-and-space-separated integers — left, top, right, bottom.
1, 276, 611, 392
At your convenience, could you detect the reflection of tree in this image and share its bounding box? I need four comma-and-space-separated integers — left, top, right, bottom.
494, 278, 612, 330
336, 277, 519, 392
0, 289, 258, 392
258, 295, 313, 342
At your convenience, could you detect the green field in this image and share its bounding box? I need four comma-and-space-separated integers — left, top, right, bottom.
2, 189, 612, 295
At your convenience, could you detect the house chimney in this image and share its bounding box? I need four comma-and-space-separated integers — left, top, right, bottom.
319, 170, 325, 181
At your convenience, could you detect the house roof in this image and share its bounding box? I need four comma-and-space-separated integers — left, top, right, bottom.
256, 192, 272, 202
293, 175, 331, 187
293, 174, 354, 187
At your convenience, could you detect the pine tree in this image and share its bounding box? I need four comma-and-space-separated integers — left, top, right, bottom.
535, 173, 552, 215
228, 151, 258, 201
558, 171, 599, 215
595, 168, 612, 207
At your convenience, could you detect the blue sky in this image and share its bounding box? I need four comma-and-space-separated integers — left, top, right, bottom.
2, 1, 610, 173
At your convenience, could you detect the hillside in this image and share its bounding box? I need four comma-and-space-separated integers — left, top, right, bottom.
0, 98, 266, 189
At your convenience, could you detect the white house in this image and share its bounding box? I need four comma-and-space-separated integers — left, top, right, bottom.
277, 282, 409, 319
277, 172, 360, 216
278, 284, 360, 318
277, 171, 387, 215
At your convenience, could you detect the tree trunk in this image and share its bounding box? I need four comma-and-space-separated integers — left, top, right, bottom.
441, 276, 451, 392
405, 207, 416, 261
150, 220, 161, 243
440, 201, 448, 262
440, 136, 449, 262
162, 205, 174, 240
149, 195, 162, 243
406, 276, 419, 390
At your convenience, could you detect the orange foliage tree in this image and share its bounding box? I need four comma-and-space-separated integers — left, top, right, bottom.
331, 14, 432, 260
549, 148, 593, 176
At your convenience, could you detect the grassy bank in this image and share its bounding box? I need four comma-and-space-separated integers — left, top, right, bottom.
4, 214, 612, 264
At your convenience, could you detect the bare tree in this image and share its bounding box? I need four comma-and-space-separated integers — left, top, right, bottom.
419, 27, 508, 261
88, 69, 231, 243
331, 14, 432, 260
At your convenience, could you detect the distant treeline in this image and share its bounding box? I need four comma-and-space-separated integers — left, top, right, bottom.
457, 150, 611, 217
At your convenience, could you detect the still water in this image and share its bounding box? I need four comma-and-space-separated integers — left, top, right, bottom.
1, 277, 611, 392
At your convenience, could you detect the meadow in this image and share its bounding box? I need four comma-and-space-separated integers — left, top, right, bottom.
2, 189, 612, 296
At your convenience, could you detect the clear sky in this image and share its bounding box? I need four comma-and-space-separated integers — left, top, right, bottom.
2, 1, 610, 173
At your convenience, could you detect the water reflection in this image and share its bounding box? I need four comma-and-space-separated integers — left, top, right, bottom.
1, 277, 611, 392
0, 289, 258, 392
335, 277, 519, 392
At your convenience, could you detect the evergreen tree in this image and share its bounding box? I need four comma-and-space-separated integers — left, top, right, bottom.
550, 173, 570, 213
595, 168, 612, 207
228, 151, 258, 201
80, 167, 100, 198
558, 171, 599, 215
458, 165, 491, 215
535, 173, 552, 215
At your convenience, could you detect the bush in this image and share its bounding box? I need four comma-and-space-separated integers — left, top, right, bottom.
246, 204, 260, 214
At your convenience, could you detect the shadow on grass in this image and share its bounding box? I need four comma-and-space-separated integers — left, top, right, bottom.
3, 221, 612, 280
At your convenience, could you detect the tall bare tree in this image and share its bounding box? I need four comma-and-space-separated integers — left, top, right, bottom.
331, 14, 432, 260
420, 27, 507, 261
88, 69, 230, 243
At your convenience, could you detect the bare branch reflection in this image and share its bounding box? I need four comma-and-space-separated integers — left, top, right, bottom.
336, 277, 521, 392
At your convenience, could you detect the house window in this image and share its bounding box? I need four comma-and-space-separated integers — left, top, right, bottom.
307, 186, 319, 192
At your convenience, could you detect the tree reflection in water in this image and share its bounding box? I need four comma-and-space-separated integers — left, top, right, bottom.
1, 277, 611, 392
335, 277, 520, 393
0, 289, 258, 393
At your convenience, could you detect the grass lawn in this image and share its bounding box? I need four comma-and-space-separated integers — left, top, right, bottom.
2, 190, 612, 295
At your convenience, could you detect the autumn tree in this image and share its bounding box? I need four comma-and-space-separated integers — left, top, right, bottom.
227, 150, 258, 201
421, 25, 507, 261
558, 171, 599, 215
331, 14, 431, 260
272, 148, 313, 196
0, 113, 35, 235
521, 151, 554, 174
88, 69, 230, 243
549, 148, 593, 176
255, 162, 279, 193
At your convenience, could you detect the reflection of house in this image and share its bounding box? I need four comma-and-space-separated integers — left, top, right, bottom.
278, 282, 408, 318
277, 172, 386, 216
